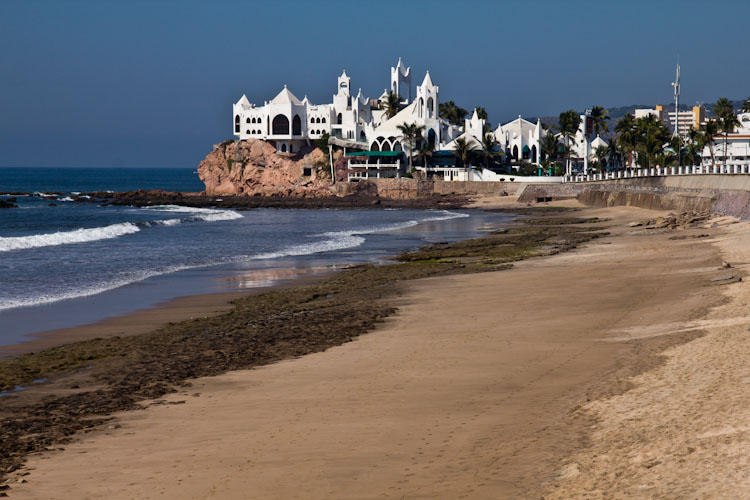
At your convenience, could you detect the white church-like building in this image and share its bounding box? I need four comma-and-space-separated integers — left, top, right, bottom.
232, 58, 461, 158
232, 58, 608, 180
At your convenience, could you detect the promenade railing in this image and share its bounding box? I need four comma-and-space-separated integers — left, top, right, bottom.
562, 163, 750, 183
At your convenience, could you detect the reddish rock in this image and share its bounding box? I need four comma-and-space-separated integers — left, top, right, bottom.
197, 139, 340, 197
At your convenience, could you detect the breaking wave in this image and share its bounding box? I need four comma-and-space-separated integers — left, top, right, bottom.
0, 206, 243, 252
0, 223, 141, 252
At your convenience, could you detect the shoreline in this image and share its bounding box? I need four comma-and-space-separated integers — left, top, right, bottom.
6, 202, 744, 498
2, 203, 735, 499
0, 267, 339, 359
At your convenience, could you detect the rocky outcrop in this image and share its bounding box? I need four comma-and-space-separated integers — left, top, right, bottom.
198, 139, 340, 197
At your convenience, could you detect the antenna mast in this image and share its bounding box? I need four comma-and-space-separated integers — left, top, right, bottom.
671, 62, 681, 165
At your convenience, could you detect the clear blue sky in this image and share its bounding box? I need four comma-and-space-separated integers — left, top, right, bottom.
1, 0, 748, 168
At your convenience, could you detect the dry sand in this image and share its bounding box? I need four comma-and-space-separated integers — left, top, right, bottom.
7, 206, 744, 499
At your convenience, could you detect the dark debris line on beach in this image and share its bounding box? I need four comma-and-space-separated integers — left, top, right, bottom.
0, 209, 608, 481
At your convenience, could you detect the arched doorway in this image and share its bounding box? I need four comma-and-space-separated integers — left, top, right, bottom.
393, 141, 402, 151
272, 115, 289, 135
281, 144, 287, 153
512, 145, 518, 160
531, 145, 537, 163
370, 142, 380, 151
381, 141, 391, 152
292, 115, 301, 135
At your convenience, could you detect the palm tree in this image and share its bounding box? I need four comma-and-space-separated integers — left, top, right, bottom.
715, 97, 739, 166
590, 106, 610, 136
383, 91, 401, 119
475, 107, 489, 121
480, 132, 499, 169
605, 136, 621, 169
453, 137, 478, 170
396, 122, 425, 172
686, 127, 704, 166
558, 110, 581, 175
439, 101, 468, 127
700, 119, 719, 167
540, 133, 560, 174
742, 98, 750, 113
615, 114, 637, 168
593, 145, 609, 171
632, 114, 670, 169
415, 141, 435, 168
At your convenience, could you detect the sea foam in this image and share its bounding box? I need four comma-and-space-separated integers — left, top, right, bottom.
0, 222, 141, 252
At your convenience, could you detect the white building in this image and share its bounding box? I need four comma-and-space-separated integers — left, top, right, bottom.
495, 116, 545, 166
233, 58, 463, 166
701, 112, 750, 168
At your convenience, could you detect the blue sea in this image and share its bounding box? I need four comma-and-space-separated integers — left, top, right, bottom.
0, 167, 509, 349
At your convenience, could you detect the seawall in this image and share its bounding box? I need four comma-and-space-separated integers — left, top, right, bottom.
515, 175, 750, 220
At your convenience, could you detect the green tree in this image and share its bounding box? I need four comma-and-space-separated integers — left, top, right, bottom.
383, 91, 402, 119
686, 126, 705, 166
590, 105, 610, 136
415, 140, 435, 167
632, 114, 670, 169
715, 97, 739, 166
396, 122, 425, 172
558, 110, 581, 175
540, 133, 560, 174
439, 101, 469, 127
593, 145, 609, 171
480, 132, 500, 169
700, 119, 719, 167
605, 136, 621, 169
615, 113, 637, 168
453, 137, 478, 169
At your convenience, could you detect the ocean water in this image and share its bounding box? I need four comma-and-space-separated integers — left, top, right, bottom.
0, 167, 510, 348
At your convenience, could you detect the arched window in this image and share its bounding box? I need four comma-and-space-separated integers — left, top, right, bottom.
316, 117, 321, 123
512, 145, 519, 160
310, 117, 315, 123
292, 115, 302, 136
381, 141, 391, 152
252, 117, 256, 123
337, 113, 342, 125
246, 118, 251, 124
427, 97, 434, 118
428, 129, 436, 146
272, 114, 290, 135
289, 144, 294, 153
234, 115, 240, 133
257, 117, 261, 123
321, 117, 326, 123
531, 145, 537, 163
246, 129, 250, 134
370, 142, 380, 151
393, 141, 402, 151
281, 144, 287, 153
360, 131, 366, 142
418, 98, 424, 118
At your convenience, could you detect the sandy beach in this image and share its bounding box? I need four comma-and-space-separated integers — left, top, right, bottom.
5, 203, 746, 499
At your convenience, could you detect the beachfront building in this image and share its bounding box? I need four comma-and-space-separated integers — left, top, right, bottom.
701, 112, 750, 168
495, 116, 545, 167
635, 105, 707, 137
233, 58, 463, 174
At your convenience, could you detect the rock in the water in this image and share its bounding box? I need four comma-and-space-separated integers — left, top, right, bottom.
197, 139, 340, 197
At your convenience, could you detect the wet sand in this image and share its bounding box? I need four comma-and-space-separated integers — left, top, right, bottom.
7, 205, 734, 499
